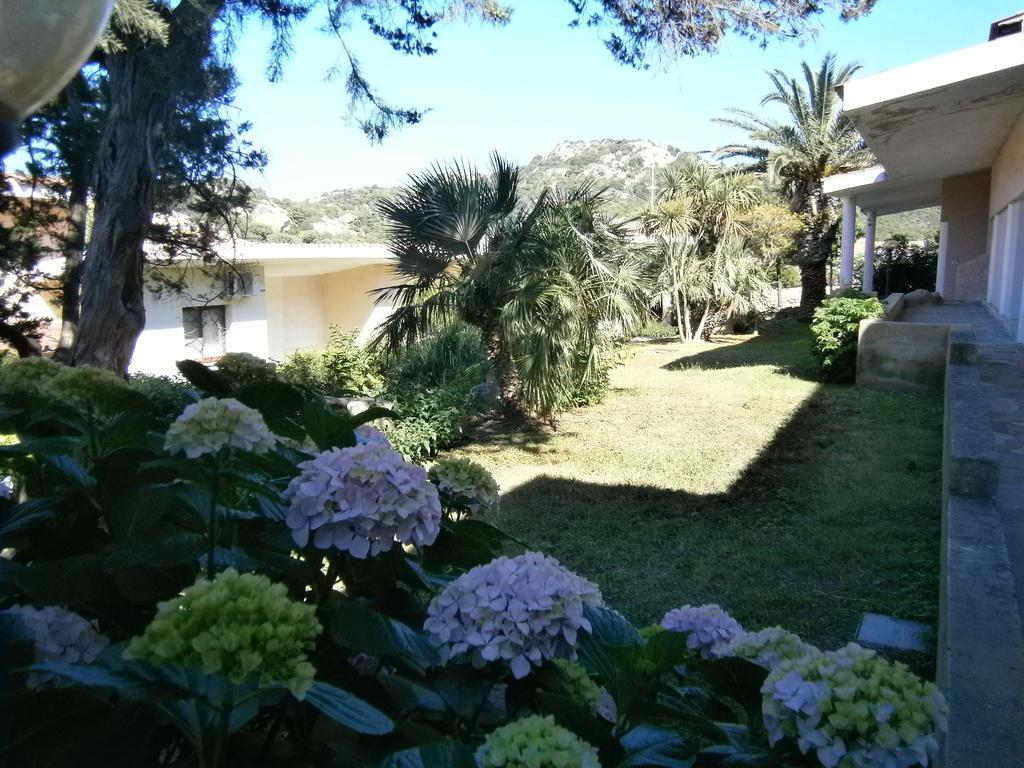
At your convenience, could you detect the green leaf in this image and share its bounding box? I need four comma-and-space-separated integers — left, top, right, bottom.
303, 681, 394, 735
375, 742, 477, 768
236, 380, 306, 419
15, 554, 111, 608
40, 454, 96, 489
618, 725, 697, 767
422, 519, 518, 570
103, 486, 178, 540
644, 629, 693, 674
378, 673, 447, 715
332, 600, 439, 674
690, 658, 768, 724
28, 662, 165, 698
176, 360, 232, 397
535, 691, 618, 757
0, 497, 60, 539
352, 406, 399, 427
302, 400, 356, 451
107, 532, 207, 569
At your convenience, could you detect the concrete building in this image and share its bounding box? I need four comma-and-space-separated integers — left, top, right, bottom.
130, 241, 396, 375
824, 16, 1024, 342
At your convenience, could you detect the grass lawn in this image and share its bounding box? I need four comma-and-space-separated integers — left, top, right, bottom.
450, 320, 943, 657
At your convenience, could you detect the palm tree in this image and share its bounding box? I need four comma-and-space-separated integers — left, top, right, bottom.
641, 158, 763, 341
372, 153, 652, 418
715, 54, 875, 312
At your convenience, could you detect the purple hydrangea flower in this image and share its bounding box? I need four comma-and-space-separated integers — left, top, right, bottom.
424, 552, 603, 679
355, 425, 391, 448
283, 444, 441, 558
660, 604, 744, 658
5, 605, 109, 690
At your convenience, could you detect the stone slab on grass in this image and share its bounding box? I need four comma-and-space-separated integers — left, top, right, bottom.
856, 612, 930, 652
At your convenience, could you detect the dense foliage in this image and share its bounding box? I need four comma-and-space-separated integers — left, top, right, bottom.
868, 235, 938, 296
375, 154, 652, 417
279, 327, 383, 397
0, 351, 945, 768
717, 55, 875, 312
809, 295, 885, 383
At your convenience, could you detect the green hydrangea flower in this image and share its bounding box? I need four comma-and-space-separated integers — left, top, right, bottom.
0, 357, 63, 397
428, 457, 499, 518
728, 627, 819, 669
762, 643, 948, 768
477, 715, 600, 768
46, 365, 131, 411
164, 397, 276, 458
125, 569, 322, 696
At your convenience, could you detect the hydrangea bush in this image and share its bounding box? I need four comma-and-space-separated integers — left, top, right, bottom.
283, 444, 442, 557
728, 626, 820, 670
476, 715, 601, 768
661, 603, 745, 658
428, 456, 500, 518
0, 352, 949, 768
424, 552, 602, 678
125, 569, 321, 696
4, 605, 109, 690
762, 643, 948, 768
164, 397, 276, 458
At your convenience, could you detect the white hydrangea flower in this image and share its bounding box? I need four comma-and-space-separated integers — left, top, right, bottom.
661, 604, 744, 659
283, 444, 442, 558
428, 457, 500, 517
762, 643, 948, 768
4, 605, 109, 690
424, 552, 603, 679
0, 475, 14, 499
354, 425, 392, 448
164, 397, 275, 458
728, 627, 819, 669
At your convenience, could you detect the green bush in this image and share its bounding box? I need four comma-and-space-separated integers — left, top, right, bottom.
0, 354, 948, 768
632, 318, 679, 340
810, 296, 885, 383
381, 323, 493, 460
565, 336, 622, 408
126, 373, 195, 418
214, 352, 278, 387
279, 326, 383, 396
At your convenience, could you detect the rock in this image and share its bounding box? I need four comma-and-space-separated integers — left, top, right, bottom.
903, 288, 942, 306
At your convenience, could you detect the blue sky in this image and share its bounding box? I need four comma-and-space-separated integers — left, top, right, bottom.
232, 1, 1016, 199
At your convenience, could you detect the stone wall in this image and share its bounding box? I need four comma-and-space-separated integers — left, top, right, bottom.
856, 318, 953, 393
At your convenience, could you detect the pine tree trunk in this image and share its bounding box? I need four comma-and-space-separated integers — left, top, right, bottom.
53, 171, 88, 363
72, 1, 222, 373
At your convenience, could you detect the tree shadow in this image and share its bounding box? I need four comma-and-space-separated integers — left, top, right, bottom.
660, 324, 819, 382
492, 383, 943, 674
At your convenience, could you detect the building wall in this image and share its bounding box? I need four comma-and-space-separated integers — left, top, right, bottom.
940, 170, 991, 302
264, 273, 327, 360
990, 111, 1024, 217
322, 264, 397, 345
130, 265, 269, 375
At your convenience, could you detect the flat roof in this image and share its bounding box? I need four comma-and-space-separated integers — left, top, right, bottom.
826, 33, 1024, 212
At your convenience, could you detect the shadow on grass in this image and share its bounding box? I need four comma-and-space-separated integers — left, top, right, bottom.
493, 377, 942, 674
661, 324, 819, 382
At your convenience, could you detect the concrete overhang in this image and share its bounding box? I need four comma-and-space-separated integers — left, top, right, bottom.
827, 33, 1024, 210
822, 165, 943, 215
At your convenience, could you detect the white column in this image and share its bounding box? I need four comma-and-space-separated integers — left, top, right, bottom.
936, 221, 950, 297
862, 209, 876, 294
987, 212, 1005, 307
1000, 201, 1024, 320
839, 196, 856, 290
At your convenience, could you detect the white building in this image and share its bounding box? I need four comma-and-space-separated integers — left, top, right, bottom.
130, 241, 396, 375
825, 12, 1024, 342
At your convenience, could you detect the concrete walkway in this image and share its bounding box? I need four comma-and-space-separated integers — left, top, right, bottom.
900, 303, 1024, 766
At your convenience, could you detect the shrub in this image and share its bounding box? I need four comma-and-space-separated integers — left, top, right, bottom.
127, 373, 195, 418
0, 351, 947, 768
632, 318, 679, 340
214, 352, 278, 387
810, 295, 884, 383
380, 323, 494, 460
279, 326, 383, 395
384, 322, 489, 389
